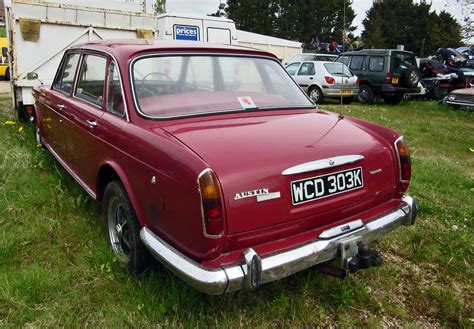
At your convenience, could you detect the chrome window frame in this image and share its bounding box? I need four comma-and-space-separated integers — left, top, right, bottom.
51, 52, 81, 97
129, 52, 315, 120
70, 47, 130, 122
73, 53, 108, 109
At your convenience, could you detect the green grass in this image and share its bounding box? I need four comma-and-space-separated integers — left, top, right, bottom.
0, 96, 473, 327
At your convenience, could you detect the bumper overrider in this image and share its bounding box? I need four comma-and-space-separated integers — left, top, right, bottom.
140, 196, 417, 295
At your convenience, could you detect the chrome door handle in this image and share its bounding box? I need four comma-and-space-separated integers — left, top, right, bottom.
56, 104, 66, 110
86, 119, 97, 128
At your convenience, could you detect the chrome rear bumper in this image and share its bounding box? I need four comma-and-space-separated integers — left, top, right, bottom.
140, 195, 416, 295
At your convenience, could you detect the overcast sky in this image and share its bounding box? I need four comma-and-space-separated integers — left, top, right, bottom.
166, 0, 472, 38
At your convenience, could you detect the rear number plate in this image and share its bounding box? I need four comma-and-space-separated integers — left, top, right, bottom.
291, 167, 364, 205
341, 90, 353, 95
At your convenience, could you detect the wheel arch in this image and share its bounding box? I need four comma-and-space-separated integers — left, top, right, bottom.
96, 161, 147, 226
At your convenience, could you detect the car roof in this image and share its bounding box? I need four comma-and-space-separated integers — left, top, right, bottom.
70, 39, 277, 59
340, 49, 415, 56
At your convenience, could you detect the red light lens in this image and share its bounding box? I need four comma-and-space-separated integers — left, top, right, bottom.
324, 76, 335, 84
198, 169, 224, 237
356, 79, 360, 86
386, 72, 391, 81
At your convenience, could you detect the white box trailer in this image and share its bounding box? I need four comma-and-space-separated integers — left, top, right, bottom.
5, 0, 158, 116
155, 13, 238, 45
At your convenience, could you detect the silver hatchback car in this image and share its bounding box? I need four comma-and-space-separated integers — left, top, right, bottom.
286, 61, 359, 104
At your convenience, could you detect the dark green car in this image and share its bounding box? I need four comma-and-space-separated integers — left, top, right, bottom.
337, 49, 420, 105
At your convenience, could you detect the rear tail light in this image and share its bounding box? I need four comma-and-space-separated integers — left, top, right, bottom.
324, 76, 335, 84
356, 79, 360, 86
386, 72, 392, 81
198, 168, 224, 238
394, 136, 411, 183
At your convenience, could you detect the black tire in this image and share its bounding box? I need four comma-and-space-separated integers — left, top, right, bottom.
383, 94, 403, 105
401, 66, 420, 88
103, 180, 152, 274
357, 85, 374, 104
308, 86, 324, 104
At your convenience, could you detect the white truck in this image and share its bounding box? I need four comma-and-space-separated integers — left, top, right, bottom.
5, 0, 239, 119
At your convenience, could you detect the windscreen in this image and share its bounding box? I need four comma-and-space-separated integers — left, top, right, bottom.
132, 55, 313, 118
324, 62, 353, 77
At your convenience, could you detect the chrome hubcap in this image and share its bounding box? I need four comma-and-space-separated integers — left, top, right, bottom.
107, 196, 130, 260
310, 89, 320, 102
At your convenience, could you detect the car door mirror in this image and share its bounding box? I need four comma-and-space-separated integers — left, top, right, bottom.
2, 47, 8, 57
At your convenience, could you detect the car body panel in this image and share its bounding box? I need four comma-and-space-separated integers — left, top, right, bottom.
286, 61, 359, 101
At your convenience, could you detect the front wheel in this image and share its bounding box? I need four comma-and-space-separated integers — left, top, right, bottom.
103, 181, 152, 274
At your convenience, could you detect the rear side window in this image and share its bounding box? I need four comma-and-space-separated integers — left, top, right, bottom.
392, 53, 416, 70
369, 56, 384, 72
298, 62, 315, 75
53, 53, 80, 94
349, 56, 364, 70
107, 62, 125, 117
286, 62, 300, 75
76, 54, 107, 107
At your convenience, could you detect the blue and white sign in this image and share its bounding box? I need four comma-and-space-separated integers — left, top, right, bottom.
174, 25, 199, 41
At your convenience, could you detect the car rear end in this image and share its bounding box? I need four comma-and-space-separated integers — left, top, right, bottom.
319, 62, 359, 98
132, 47, 416, 294
382, 50, 421, 95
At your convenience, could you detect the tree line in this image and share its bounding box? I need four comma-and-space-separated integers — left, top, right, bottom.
223, 0, 465, 56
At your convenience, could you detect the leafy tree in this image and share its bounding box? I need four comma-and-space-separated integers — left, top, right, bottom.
225, 0, 356, 44
361, 0, 463, 55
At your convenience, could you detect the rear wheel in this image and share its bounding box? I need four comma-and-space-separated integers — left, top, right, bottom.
357, 85, 374, 104
103, 181, 152, 274
308, 86, 324, 104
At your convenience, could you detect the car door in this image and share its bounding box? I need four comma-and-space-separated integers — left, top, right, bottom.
294, 62, 316, 93
42, 52, 80, 160
64, 53, 110, 190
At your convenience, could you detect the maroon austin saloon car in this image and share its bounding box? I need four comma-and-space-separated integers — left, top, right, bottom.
32, 40, 416, 294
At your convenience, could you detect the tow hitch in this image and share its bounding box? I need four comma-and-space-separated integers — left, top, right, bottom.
347, 244, 383, 273
318, 237, 383, 278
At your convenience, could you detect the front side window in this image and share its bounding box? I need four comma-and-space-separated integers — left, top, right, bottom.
107, 62, 125, 117
132, 55, 313, 118
369, 56, 385, 72
53, 53, 80, 94
76, 54, 107, 107
286, 62, 300, 75
297, 62, 315, 76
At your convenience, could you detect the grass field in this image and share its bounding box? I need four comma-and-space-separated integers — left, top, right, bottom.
0, 95, 473, 327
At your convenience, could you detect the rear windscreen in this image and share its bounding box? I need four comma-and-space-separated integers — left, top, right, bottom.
392, 53, 416, 70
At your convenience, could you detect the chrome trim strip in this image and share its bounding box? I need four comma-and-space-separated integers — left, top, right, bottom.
318, 219, 364, 239
140, 195, 416, 294
282, 155, 365, 176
